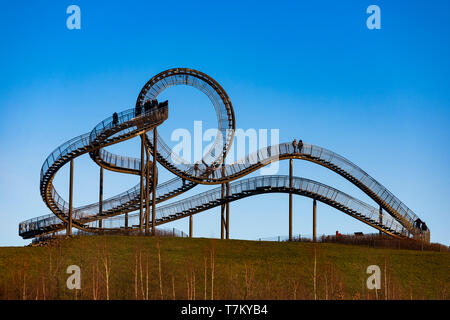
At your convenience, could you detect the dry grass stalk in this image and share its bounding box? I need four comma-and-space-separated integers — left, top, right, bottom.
313, 246, 317, 300
145, 252, 149, 300
156, 238, 163, 299
139, 250, 144, 299
101, 245, 111, 300
210, 245, 215, 300
204, 256, 207, 300
244, 263, 255, 299
134, 252, 138, 299
172, 275, 176, 300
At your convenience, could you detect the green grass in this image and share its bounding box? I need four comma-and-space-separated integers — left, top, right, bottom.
0, 235, 448, 300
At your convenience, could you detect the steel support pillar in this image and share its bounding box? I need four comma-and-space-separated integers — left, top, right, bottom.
151, 128, 158, 236
313, 199, 317, 242
221, 183, 225, 239
226, 182, 230, 239
99, 166, 103, 229
189, 214, 193, 238
145, 141, 150, 235
289, 159, 293, 241
379, 206, 383, 237
67, 160, 74, 237
139, 134, 145, 234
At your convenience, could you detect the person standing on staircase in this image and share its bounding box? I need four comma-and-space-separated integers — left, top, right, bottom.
292, 139, 297, 153
298, 139, 303, 152
112, 112, 119, 125
194, 162, 199, 177
143, 99, 151, 113
135, 104, 142, 117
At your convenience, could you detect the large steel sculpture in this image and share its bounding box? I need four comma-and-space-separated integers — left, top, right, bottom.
18, 68, 430, 243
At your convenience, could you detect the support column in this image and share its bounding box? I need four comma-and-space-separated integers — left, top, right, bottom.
145, 139, 150, 235
151, 128, 158, 236
99, 167, 103, 229
221, 183, 225, 239
67, 160, 74, 237
289, 159, 293, 241
379, 206, 383, 236
139, 134, 145, 234
226, 182, 230, 239
313, 199, 317, 242
189, 214, 193, 238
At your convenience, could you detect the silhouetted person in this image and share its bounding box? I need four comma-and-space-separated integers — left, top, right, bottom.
182, 178, 185, 186
210, 162, 220, 178
421, 222, 428, 231
194, 163, 199, 176
112, 112, 119, 125
201, 159, 216, 178
135, 104, 142, 117
292, 139, 297, 152
414, 218, 423, 229
143, 100, 151, 113
151, 99, 158, 110
298, 139, 303, 152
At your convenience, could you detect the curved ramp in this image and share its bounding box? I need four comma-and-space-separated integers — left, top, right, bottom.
90, 175, 406, 239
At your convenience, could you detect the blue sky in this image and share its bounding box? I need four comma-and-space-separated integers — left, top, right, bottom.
0, 0, 449, 246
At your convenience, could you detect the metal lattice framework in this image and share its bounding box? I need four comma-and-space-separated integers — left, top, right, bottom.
18, 68, 430, 242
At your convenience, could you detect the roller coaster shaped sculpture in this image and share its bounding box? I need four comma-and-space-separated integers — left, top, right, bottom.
18, 68, 430, 243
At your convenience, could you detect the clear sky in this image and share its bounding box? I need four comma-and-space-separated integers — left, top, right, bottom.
0, 0, 449, 246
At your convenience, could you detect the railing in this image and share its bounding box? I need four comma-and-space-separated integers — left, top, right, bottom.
40, 133, 91, 182
21, 106, 169, 236
24, 77, 424, 240
99, 175, 406, 236
30, 226, 188, 244
140, 70, 234, 163
89, 106, 167, 143
98, 149, 142, 172
27, 139, 424, 239
20, 174, 197, 237
147, 138, 421, 234
41, 106, 168, 184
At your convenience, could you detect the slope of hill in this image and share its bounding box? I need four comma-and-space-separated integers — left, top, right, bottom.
0, 235, 448, 300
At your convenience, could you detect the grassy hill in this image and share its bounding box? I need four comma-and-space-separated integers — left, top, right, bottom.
0, 235, 448, 300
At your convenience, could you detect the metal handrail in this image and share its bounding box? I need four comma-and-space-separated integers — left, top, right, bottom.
144, 138, 420, 233
96, 175, 406, 236
20, 68, 427, 241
